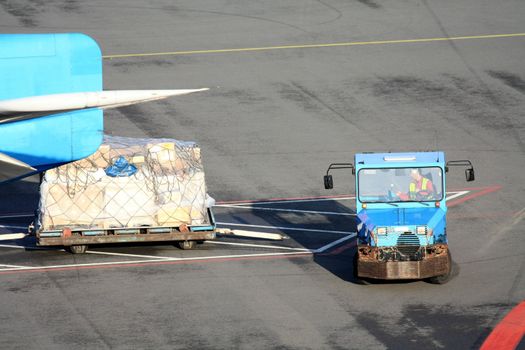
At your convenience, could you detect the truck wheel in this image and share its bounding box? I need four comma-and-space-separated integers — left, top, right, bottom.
427, 251, 453, 284
68, 245, 87, 254
177, 241, 196, 250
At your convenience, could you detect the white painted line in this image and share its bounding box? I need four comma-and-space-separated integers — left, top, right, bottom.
86, 250, 172, 260
0, 244, 64, 252
0, 251, 313, 272
0, 258, 180, 272
218, 191, 468, 207
217, 196, 356, 206
445, 191, 469, 202
206, 240, 310, 251
0, 225, 28, 230
0, 264, 26, 268
166, 251, 311, 262
216, 204, 356, 216
0, 214, 33, 219
216, 222, 354, 235
0, 244, 29, 250
0, 233, 28, 241
314, 233, 357, 253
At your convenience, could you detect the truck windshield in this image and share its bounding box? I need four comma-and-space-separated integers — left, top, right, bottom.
358, 167, 443, 203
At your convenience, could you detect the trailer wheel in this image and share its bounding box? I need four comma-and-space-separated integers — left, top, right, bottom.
427, 251, 453, 284
67, 245, 87, 254
177, 241, 196, 250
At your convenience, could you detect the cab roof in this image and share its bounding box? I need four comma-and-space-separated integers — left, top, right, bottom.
355, 151, 444, 166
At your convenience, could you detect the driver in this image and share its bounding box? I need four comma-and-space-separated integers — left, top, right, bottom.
397, 169, 435, 201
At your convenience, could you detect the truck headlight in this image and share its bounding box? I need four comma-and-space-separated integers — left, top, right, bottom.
377, 227, 387, 235
416, 226, 427, 235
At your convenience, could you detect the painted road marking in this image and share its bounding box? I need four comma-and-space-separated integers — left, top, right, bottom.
0, 225, 28, 230
216, 191, 468, 214
215, 204, 356, 216
0, 236, 359, 274
0, 243, 176, 261
103, 33, 525, 59
0, 244, 59, 251
314, 234, 357, 254
217, 194, 355, 205
445, 191, 469, 202
479, 205, 525, 254
224, 196, 356, 206
220, 190, 468, 207
0, 235, 349, 273
447, 185, 502, 207
0, 188, 498, 275
0, 213, 33, 219
481, 301, 525, 350
216, 222, 354, 235
0, 258, 179, 272
86, 250, 172, 260
0, 251, 312, 274
207, 240, 310, 251
0, 264, 26, 269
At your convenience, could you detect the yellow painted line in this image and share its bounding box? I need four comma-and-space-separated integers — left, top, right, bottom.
103, 32, 525, 59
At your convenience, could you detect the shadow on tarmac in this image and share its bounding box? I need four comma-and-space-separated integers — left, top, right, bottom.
240, 197, 371, 283
0, 177, 40, 232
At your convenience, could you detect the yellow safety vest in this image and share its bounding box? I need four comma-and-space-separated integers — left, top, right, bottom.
409, 178, 429, 200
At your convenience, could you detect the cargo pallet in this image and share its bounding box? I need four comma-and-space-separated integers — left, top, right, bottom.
36, 209, 216, 254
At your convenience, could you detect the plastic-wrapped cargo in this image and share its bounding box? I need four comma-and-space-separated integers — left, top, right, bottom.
36, 135, 214, 231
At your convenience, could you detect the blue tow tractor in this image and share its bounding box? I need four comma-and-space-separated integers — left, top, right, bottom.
324, 152, 475, 284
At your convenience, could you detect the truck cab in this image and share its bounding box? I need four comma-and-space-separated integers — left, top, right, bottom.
324, 151, 474, 283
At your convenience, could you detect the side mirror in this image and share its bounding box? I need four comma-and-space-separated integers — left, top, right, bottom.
324, 175, 334, 189
465, 168, 475, 182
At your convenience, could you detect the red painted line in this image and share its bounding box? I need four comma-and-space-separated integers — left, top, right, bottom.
218, 186, 501, 205
319, 240, 357, 256
447, 211, 517, 220
217, 193, 355, 205
481, 301, 525, 350
0, 252, 312, 276
447, 185, 502, 207
448, 185, 502, 192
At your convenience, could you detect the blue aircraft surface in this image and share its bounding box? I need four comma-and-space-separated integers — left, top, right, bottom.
0, 33, 207, 183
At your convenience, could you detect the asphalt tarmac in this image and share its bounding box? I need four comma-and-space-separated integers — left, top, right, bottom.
1, 1, 524, 349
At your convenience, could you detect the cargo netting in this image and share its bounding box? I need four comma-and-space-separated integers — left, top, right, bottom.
36, 135, 214, 231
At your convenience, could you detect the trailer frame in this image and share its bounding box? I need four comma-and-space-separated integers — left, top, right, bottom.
36, 208, 216, 251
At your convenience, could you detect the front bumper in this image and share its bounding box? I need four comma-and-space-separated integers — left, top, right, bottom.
357, 244, 450, 280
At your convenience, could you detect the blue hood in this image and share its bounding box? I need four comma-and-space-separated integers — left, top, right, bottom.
357, 207, 447, 245
358, 207, 444, 227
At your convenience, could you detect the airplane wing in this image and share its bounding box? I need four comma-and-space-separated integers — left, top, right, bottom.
0, 33, 207, 184
0, 152, 37, 181
0, 33, 104, 182
0, 89, 209, 124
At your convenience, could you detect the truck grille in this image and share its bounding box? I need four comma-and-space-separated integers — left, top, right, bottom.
397, 233, 420, 256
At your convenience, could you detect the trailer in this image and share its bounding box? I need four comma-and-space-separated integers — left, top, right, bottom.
36, 209, 216, 254
324, 151, 475, 284
33, 135, 216, 253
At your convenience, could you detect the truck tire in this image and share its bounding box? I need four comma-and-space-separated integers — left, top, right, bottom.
177, 241, 196, 250
427, 251, 453, 284
68, 245, 87, 254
